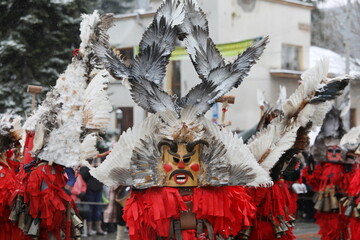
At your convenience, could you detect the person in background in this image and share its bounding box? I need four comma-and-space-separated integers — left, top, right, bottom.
80, 158, 107, 236
103, 186, 118, 233
292, 179, 308, 220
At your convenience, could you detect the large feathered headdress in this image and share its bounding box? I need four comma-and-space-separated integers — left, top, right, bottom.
91, 0, 271, 188
23, 11, 113, 168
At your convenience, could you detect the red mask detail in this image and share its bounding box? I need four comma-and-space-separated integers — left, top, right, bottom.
326, 146, 342, 162
163, 164, 173, 172
190, 163, 200, 172
178, 161, 185, 169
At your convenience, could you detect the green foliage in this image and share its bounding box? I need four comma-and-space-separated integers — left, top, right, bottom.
0, 0, 99, 115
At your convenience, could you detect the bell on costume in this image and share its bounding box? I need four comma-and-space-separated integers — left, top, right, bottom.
8, 195, 23, 222
344, 197, 355, 217
287, 215, 296, 227
239, 227, 252, 239
314, 192, 324, 211
71, 209, 83, 229
28, 218, 41, 237
353, 207, 360, 218
322, 194, 331, 212
344, 204, 354, 217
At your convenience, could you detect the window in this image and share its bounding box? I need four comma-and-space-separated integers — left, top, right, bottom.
115, 107, 133, 134
281, 44, 302, 70
171, 61, 181, 98
114, 47, 134, 66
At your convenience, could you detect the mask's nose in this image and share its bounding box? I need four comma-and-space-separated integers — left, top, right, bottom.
178, 161, 185, 169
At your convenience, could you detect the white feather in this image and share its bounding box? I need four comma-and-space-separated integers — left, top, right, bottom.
83, 70, 112, 130
90, 114, 160, 187
275, 85, 287, 110
260, 127, 298, 172
79, 11, 101, 53
202, 118, 272, 187
283, 58, 329, 117
80, 133, 99, 162
340, 126, 360, 151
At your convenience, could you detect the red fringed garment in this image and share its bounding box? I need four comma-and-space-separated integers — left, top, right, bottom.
0, 159, 31, 240
246, 180, 296, 240
346, 168, 360, 240
25, 163, 72, 240
123, 186, 256, 240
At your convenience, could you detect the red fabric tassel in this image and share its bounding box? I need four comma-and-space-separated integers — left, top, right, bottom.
22, 131, 35, 164
123, 186, 256, 240
349, 217, 360, 240
246, 180, 296, 240
347, 168, 360, 196
25, 164, 72, 239
249, 219, 295, 240
315, 212, 349, 240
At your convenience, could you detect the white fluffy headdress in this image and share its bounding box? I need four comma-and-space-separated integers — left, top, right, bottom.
23, 11, 113, 168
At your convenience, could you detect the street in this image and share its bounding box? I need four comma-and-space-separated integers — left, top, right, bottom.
84, 222, 320, 240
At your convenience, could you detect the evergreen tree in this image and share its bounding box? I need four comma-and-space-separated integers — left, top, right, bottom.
0, 0, 98, 115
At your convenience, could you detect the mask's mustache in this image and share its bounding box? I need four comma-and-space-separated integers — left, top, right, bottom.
169, 169, 194, 180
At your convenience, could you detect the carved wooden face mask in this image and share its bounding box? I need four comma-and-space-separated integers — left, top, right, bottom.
160, 141, 202, 187
326, 146, 342, 162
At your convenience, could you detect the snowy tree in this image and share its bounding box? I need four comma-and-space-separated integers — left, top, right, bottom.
311, 1, 360, 66
0, 0, 98, 115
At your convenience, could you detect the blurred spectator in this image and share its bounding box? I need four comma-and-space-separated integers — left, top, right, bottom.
103, 186, 118, 233
71, 174, 87, 202
80, 158, 107, 236
292, 180, 308, 220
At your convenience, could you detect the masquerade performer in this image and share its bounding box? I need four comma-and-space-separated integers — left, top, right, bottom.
238, 60, 349, 240
92, 0, 269, 239
306, 97, 353, 240
10, 11, 112, 240
0, 116, 31, 240
92, 0, 350, 239
339, 126, 360, 240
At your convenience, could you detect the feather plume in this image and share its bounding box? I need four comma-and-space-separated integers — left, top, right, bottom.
93, 43, 130, 80
156, 0, 185, 27
275, 85, 287, 110
340, 126, 360, 151
83, 70, 112, 130
80, 133, 99, 162
90, 114, 160, 187
180, 0, 223, 80
202, 118, 272, 187
129, 77, 177, 114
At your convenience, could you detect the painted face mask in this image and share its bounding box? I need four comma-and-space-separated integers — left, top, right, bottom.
159, 140, 205, 187
326, 146, 342, 162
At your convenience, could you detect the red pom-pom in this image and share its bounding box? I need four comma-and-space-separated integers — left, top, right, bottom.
222, 108, 227, 113
72, 49, 79, 56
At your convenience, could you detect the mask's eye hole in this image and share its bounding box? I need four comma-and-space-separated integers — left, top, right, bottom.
336, 149, 341, 153
327, 149, 333, 153
173, 157, 180, 163
183, 158, 191, 163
